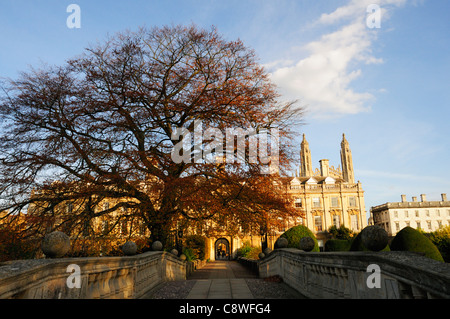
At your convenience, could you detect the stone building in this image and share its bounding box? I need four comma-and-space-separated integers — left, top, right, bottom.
281, 134, 367, 249
370, 193, 450, 236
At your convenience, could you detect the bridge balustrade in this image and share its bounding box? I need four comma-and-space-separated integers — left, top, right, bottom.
0, 251, 185, 299
258, 248, 450, 299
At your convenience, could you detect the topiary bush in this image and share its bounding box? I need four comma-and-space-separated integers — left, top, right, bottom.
277, 225, 319, 252
325, 239, 351, 252
350, 231, 390, 252
390, 227, 444, 262
182, 247, 196, 261
236, 241, 260, 260
427, 226, 450, 263
184, 235, 207, 260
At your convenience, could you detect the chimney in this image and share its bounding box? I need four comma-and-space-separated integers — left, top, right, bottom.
420, 194, 427, 202
320, 159, 330, 176
442, 193, 448, 201
401, 194, 407, 203
412, 196, 418, 202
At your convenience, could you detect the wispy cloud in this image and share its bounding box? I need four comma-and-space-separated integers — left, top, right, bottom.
267, 0, 407, 117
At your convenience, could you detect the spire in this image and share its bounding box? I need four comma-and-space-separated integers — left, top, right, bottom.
300, 134, 313, 177
340, 133, 355, 183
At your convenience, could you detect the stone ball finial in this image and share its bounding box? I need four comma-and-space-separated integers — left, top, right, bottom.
171, 249, 179, 256
299, 236, 315, 252
258, 252, 266, 260
121, 241, 138, 256
361, 226, 389, 252
276, 237, 288, 249
179, 254, 187, 261
263, 247, 272, 256
152, 241, 163, 251
41, 231, 70, 258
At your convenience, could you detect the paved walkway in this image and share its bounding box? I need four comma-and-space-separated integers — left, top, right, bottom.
147, 261, 304, 299
186, 261, 257, 299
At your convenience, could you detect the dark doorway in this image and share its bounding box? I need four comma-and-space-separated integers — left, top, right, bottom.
215, 238, 230, 260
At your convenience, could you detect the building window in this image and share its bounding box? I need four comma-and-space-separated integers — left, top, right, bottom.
312, 197, 321, 208
350, 214, 359, 231
406, 221, 410, 227
314, 216, 323, 232
332, 215, 340, 228
294, 198, 302, 208
348, 197, 357, 207
438, 220, 443, 228
66, 202, 73, 214
121, 220, 128, 235
436, 210, 440, 217
394, 211, 398, 218
395, 222, 400, 232
405, 210, 409, 218
331, 197, 339, 207
427, 221, 432, 230
426, 210, 430, 217
102, 220, 109, 234
416, 221, 421, 229
415, 210, 419, 217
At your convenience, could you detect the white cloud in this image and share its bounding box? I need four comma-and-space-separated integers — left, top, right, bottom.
268, 0, 407, 117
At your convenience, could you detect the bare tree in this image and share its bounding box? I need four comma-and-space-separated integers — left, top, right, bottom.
0, 25, 304, 245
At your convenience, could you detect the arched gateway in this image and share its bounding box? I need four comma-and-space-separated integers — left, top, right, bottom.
214, 238, 230, 260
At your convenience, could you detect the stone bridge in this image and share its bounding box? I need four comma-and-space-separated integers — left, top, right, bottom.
0, 249, 449, 299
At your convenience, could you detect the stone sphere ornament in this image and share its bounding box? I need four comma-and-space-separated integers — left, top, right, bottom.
121, 241, 138, 256
276, 237, 288, 249
263, 247, 272, 256
179, 254, 187, 261
299, 236, 315, 252
258, 252, 266, 259
41, 231, 70, 258
361, 226, 389, 252
152, 241, 163, 251
171, 249, 179, 256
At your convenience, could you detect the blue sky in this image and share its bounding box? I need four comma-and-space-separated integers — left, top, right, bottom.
1, 0, 449, 220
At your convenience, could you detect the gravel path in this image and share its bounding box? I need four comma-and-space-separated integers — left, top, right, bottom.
245, 278, 305, 299
150, 280, 197, 299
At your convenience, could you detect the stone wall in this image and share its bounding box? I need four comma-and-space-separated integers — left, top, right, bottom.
186, 259, 207, 277
258, 248, 450, 299
0, 251, 186, 299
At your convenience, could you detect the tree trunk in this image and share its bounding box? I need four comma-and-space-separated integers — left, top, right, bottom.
148, 221, 170, 249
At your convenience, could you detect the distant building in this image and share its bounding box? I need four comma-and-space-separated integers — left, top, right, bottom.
370, 194, 450, 236
284, 134, 367, 249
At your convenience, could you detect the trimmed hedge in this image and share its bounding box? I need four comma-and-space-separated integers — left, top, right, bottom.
325, 239, 351, 252
390, 227, 444, 262
277, 225, 319, 252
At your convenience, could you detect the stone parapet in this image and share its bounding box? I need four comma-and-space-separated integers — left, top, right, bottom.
0, 251, 186, 299
258, 249, 450, 299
